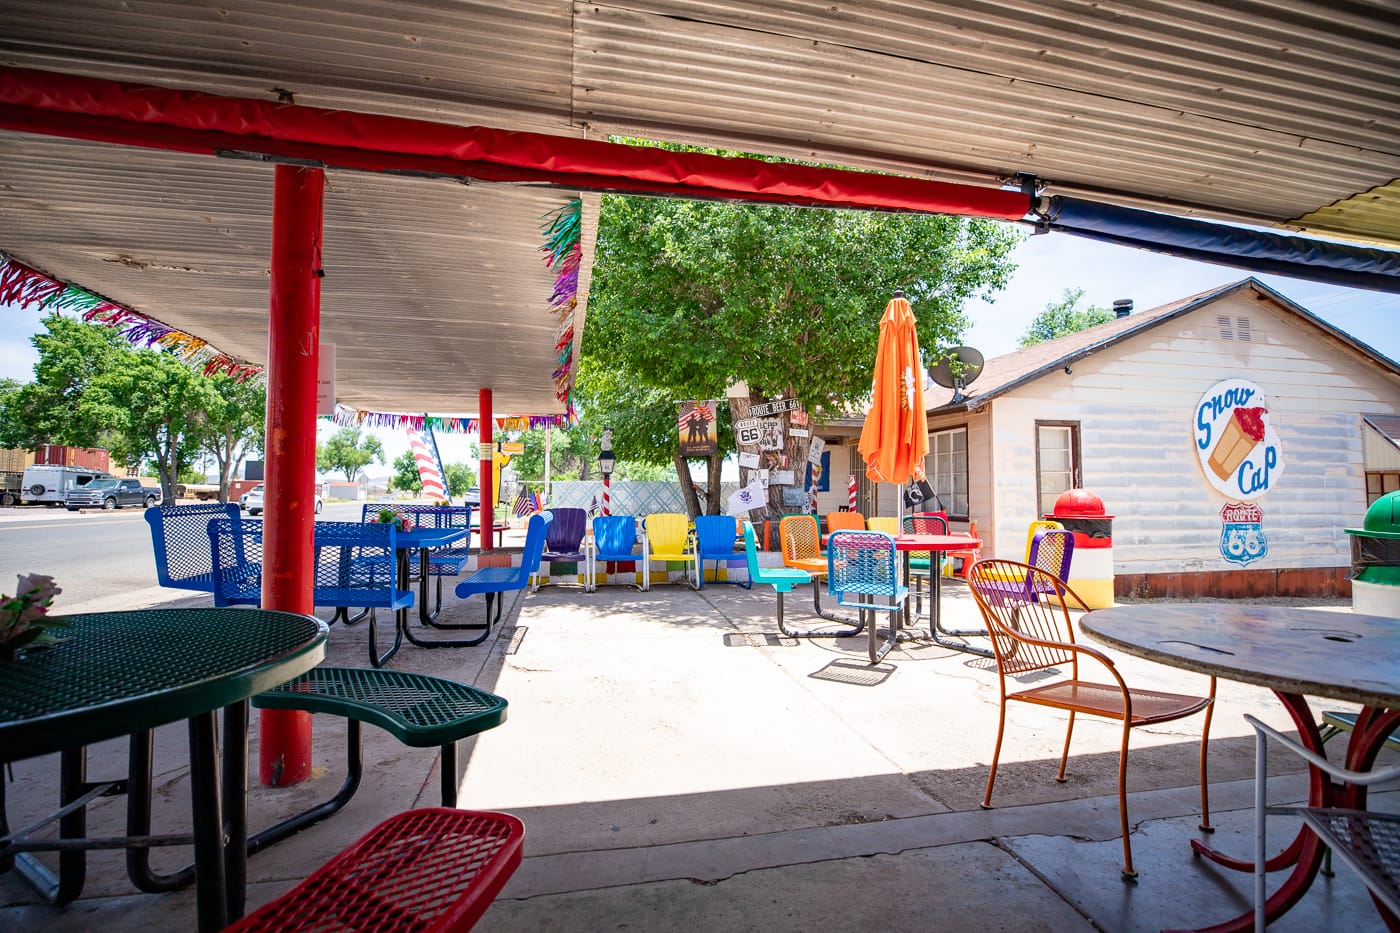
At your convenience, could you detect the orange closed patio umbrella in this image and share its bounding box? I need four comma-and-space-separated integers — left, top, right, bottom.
857, 290, 929, 493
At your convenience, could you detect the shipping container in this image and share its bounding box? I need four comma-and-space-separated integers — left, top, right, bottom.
0, 448, 34, 473
34, 445, 110, 472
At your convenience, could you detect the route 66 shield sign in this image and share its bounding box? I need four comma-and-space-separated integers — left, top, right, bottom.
1219, 502, 1267, 566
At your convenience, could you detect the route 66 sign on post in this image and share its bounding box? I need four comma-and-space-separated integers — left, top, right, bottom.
1219, 501, 1267, 566
735, 418, 762, 447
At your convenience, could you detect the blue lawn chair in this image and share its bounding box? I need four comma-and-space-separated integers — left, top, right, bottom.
695, 514, 749, 589
452, 511, 552, 645
827, 529, 907, 665
588, 515, 641, 591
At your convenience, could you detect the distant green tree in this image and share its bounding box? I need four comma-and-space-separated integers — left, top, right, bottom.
389, 450, 423, 494
443, 462, 475, 497
316, 427, 384, 482
1018, 288, 1114, 347
81, 348, 221, 501
507, 424, 596, 482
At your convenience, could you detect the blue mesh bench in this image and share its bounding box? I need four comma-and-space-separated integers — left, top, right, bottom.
209, 518, 413, 668
361, 503, 473, 622
453, 511, 552, 645
145, 502, 241, 592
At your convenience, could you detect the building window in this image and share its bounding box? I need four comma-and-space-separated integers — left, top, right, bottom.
929, 427, 968, 519
1036, 422, 1081, 517
1368, 471, 1400, 504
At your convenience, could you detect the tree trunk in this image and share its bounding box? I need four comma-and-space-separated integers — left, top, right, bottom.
728, 392, 813, 523
674, 453, 701, 518
706, 450, 723, 515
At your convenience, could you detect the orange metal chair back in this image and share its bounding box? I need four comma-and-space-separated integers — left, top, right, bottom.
779, 515, 827, 576
824, 511, 865, 535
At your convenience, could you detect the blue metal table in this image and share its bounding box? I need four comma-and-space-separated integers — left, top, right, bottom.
0, 608, 327, 930
392, 526, 488, 648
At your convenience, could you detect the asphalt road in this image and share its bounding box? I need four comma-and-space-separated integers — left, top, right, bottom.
0, 501, 365, 609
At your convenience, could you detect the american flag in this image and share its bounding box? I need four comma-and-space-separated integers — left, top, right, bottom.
406, 426, 447, 501
511, 487, 534, 517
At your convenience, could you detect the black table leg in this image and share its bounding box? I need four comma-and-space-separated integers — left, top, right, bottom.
222, 701, 249, 921
925, 550, 994, 658
187, 711, 228, 932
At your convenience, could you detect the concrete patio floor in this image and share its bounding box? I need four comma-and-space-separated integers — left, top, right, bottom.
2, 536, 1395, 931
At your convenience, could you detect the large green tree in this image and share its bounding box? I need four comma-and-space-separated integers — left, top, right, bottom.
0, 316, 222, 499
198, 374, 266, 503
1018, 288, 1114, 347
582, 188, 1020, 514
316, 427, 384, 482
83, 348, 221, 500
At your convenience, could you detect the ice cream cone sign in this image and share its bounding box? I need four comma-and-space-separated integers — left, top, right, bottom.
1194, 379, 1285, 499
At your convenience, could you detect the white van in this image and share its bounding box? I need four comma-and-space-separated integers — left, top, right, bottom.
19, 465, 112, 505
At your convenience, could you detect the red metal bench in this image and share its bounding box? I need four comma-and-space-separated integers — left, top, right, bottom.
224, 808, 524, 932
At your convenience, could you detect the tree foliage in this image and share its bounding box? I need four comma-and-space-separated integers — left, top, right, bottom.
443, 462, 475, 496
316, 427, 384, 482
1018, 287, 1114, 347
389, 450, 423, 494
0, 316, 231, 500
200, 374, 265, 503
580, 179, 1021, 513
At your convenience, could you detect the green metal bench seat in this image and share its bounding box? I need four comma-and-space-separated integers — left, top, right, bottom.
247, 667, 508, 854
224, 807, 524, 932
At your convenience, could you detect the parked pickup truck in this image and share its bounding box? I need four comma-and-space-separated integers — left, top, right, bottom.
66, 477, 161, 511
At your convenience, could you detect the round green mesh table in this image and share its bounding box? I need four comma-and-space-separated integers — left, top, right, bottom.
0, 608, 328, 763
0, 607, 327, 931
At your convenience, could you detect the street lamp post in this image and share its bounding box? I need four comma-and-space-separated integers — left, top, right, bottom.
598, 428, 615, 517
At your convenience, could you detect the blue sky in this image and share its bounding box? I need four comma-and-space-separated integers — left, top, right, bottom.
4, 231, 1397, 472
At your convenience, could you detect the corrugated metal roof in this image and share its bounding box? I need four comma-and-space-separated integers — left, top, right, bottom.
1, 1, 1397, 415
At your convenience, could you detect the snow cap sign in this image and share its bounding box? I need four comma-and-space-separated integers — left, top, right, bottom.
1193, 378, 1284, 499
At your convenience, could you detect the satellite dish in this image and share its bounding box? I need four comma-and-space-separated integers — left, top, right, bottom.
928, 347, 985, 400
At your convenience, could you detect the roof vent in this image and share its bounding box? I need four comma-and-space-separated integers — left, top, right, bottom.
1113, 299, 1133, 319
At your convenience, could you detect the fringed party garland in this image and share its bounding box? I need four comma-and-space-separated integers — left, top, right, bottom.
539, 198, 582, 408
0, 254, 261, 380
331, 404, 574, 435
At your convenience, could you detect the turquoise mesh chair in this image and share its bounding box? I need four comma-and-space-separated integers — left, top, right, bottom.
827, 529, 908, 665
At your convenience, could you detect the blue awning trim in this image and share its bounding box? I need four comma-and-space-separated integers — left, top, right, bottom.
1042, 196, 1400, 293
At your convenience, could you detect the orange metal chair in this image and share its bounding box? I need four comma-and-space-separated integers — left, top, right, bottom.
824, 511, 866, 540
778, 514, 862, 634
966, 559, 1216, 880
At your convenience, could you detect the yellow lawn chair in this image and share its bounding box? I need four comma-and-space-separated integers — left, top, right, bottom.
641, 512, 697, 590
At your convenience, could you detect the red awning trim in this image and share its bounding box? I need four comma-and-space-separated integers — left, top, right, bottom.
0, 66, 1031, 219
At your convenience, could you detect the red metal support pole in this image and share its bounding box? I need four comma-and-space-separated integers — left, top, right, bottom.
260, 163, 324, 787
479, 389, 493, 552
